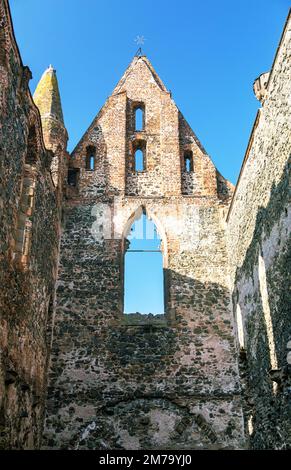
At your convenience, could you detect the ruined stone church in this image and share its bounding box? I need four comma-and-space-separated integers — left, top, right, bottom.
0, 0, 290, 450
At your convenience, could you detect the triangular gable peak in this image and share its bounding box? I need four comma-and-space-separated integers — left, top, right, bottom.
112, 55, 169, 96
70, 54, 233, 202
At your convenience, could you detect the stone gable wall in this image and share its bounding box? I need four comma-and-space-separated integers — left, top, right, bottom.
43, 57, 244, 450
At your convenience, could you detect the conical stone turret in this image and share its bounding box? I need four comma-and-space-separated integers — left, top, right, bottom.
34, 65, 68, 190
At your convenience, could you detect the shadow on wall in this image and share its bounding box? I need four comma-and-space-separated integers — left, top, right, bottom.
232, 156, 291, 450
0, 261, 55, 449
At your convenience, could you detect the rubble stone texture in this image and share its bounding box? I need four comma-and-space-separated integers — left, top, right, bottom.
0, 0, 290, 450
43, 55, 244, 450
0, 0, 64, 448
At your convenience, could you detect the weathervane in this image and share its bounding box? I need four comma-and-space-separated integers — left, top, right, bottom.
134, 35, 146, 56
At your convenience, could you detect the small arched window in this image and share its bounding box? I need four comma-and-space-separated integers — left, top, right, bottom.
236, 304, 245, 350
134, 106, 144, 131
135, 148, 144, 172
132, 140, 146, 172
184, 151, 193, 173
14, 167, 36, 268
85, 146, 96, 171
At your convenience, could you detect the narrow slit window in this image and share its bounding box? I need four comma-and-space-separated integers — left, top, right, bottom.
236, 304, 245, 350
184, 151, 193, 173
86, 146, 96, 171
135, 107, 144, 131
89, 155, 95, 170
135, 148, 144, 172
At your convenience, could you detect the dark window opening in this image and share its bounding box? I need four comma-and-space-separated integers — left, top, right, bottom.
26, 126, 38, 165
85, 146, 96, 171
68, 168, 79, 186
124, 212, 164, 315
184, 151, 193, 173
134, 106, 144, 131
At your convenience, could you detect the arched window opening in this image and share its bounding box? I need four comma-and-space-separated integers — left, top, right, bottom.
67, 168, 79, 186
89, 155, 95, 170
132, 140, 146, 172
184, 151, 193, 173
124, 211, 165, 315
135, 148, 144, 172
134, 106, 144, 131
26, 126, 38, 165
85, 146, 96, 171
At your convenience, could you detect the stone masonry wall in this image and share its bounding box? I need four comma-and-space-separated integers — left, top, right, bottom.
227, 12, 291, 449
1, 0, 290, 451
43, 56, 244, 450
43, 197, 244, 450
0, 0, 60, 449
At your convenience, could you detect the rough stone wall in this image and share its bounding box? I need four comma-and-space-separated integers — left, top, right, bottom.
2, 0, 289, 451
227, 12, 291, 449
43, 56, 244, 450
0, 0, 60, 449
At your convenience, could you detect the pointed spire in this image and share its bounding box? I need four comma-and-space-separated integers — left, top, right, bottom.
33, 65, 64, 124
33, 65, 68, 192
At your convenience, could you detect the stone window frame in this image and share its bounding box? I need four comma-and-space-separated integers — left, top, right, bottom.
133, 102, 145, 132
183, 150, 194, 173
14, 118, 42, 269
85, 145, 96, 171
14, 164, 36, 270
131, 139, 147, 173
120, 205, 174, 326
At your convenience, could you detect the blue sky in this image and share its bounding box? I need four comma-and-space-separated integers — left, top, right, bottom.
9, 0, 289, 314
124, 214, 164, 314
10, 0, 289, 184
